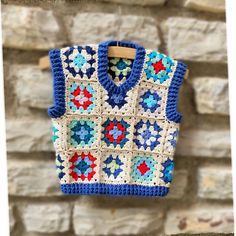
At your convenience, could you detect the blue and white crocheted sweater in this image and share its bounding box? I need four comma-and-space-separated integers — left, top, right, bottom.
48, 40, 187, 197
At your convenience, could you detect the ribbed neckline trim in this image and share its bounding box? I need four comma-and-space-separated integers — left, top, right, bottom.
97, 40, 146, 95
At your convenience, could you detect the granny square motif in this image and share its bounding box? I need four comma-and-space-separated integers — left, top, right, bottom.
48, 40, 187, 197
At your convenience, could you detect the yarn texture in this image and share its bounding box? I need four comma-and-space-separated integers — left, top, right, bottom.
48, 40, 187, 197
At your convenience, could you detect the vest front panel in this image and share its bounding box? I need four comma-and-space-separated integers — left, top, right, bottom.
48, 40, 187, 197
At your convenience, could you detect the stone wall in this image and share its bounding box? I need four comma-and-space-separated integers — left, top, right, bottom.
2, 0, 233, 235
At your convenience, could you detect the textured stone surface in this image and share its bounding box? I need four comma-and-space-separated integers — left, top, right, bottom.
6, 120, 53, 152
192, 77, 229, 115
9, 205, 15, 232
66, 13, 160, 49
2, 5, 64, 50
73, 205, 163, 235
185, 0, 225, 13
165, 206, 234, 235
21, 203, 71, 233
11, 65, 53, 109
8, 159, 61, 196
99, 0, 166, 5
167, 170, 188, 199
198, 167, 232, 199
119, 15, 160, 49
176, 129, 231, 158
164, 17, 227, 62
66, 13, 117, 45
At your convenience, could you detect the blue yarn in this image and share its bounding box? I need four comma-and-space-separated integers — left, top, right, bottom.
60, 183, 169, 197
47, 49, 66, 118
97, 40, 146, 97
166, 61, 187, 123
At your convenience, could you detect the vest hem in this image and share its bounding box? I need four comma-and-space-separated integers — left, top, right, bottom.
60, 183, 169, 197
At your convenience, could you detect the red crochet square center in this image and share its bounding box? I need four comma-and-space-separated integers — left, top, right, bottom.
138, 161, 150, 175
152, 60, 166, 74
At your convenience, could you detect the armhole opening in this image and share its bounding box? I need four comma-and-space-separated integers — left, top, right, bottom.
166, 61, 187, 123
47, 49, 66, 118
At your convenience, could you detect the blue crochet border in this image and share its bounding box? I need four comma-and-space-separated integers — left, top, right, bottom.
60, 183, 169, 197
166, 61, 187, 123
47, 49, 66, 118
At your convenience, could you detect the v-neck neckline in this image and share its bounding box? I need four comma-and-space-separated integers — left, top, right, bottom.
97, 40, 146, 95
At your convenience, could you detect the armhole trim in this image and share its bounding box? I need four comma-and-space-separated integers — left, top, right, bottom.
47, 49, 66, 118
166, 61, 187, 123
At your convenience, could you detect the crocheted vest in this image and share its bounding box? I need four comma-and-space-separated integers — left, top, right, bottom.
48, 40, 187, 197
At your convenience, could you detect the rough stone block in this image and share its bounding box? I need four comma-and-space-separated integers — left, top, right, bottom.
176, 129, 231, 158
66, 13, 160, 49
6, 119, 53, 152
2, 5, 64, 50
20, 203, 71, 233
192, 77, 229, 115
118, 15, 160, 49
185, 0, 225, 13
8, 159, 61, 197
164, 17, 227, 62
198, 166, 232, 199
165, 206, 234, 234
73, 204, 163, 235
11, 65, 53, 109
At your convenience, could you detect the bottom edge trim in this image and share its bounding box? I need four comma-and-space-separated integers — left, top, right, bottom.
60, 183, 169, 197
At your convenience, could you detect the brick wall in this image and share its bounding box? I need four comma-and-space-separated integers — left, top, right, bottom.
2, 0, 233, 235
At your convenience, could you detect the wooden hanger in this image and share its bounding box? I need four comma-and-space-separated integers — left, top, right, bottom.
38, 46, 189, 80
108, 46, 136, 59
